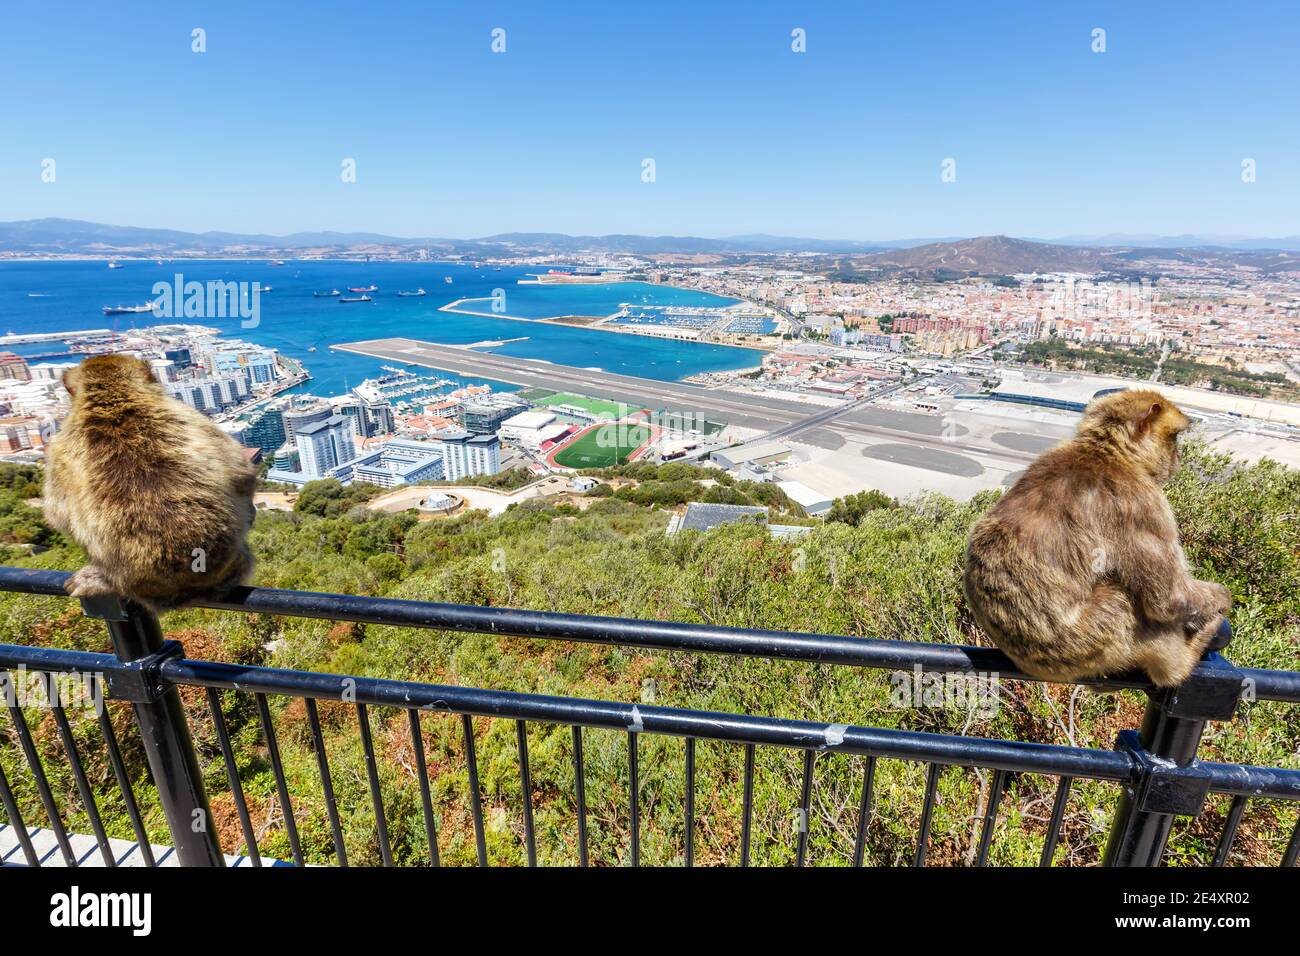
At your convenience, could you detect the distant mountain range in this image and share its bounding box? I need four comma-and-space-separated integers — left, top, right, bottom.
2, 219, 1298, 277
0, 219, 966, 255
848, 235, 1300, 278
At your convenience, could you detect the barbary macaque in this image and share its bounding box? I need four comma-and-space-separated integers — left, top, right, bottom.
43, 354, 256, 612
963, 389, 1230, 687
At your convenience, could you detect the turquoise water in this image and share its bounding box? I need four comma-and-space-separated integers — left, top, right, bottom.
0, 260, 759, 396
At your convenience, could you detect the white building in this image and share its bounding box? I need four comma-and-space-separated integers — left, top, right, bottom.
296, 415, 358, 479
345, 438, 445, 488
440, 430, 501, 480
165, 374, 250, 414
499, 410, 569, 450
0, 377, 67, 419
28, 361, 78, 382
777, 480, 835, 517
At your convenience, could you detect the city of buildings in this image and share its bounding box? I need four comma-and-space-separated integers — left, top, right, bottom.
2, 250, 1297, 513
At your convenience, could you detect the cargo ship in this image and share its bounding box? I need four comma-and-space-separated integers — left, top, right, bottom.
102, 303, 157, 315
339, 295, 372, 303
314, 289, 341, 297
397, 288, 426, 297
347, 285, 378, 293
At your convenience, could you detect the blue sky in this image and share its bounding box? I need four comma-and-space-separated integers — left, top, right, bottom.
1, 1, 1297, 239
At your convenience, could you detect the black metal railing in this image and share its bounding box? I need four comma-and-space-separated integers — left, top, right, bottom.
0, 565, 1297, 867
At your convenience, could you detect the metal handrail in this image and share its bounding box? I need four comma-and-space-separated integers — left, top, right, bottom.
2, 566, 1295, 702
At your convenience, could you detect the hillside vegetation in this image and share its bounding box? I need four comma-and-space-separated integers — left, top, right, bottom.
0, 448, 1295, 866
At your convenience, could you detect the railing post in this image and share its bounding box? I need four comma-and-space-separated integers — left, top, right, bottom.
1103, 622, 1243, 867
84, 595, 224, 867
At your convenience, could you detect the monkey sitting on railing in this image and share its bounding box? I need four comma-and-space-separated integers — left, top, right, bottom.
964, 389, 1231, 688
42, 354, 256, 612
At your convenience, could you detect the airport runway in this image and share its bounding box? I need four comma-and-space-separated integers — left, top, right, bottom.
335, 337, 1039, 467
336, 337, 822, 432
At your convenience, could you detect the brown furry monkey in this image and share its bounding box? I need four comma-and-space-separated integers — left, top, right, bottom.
963, 388, 1230, 687
43, 354, 256, 612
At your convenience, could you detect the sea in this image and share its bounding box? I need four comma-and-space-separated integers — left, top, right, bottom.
0, 260, 761, 397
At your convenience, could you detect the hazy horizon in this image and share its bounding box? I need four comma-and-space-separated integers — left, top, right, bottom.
6, 216, 1300, 248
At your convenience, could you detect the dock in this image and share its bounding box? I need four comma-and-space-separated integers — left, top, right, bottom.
0, 329, 111, 346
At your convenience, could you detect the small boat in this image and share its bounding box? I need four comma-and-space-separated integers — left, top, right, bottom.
258, 286, 273, 293
397, 288, 426, 297
444, 276, 453, 284
269, 259, 286, 266
307, 346, 317, 352
314, 289, 341, 297
107, 260, 123, 269
103, 303, 157, 315
348, 285, 378, 293
339, 295, 372, 303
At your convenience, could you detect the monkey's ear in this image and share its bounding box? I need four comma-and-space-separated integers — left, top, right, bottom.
61, 366, 80, 398
1136, 401, 1163, 434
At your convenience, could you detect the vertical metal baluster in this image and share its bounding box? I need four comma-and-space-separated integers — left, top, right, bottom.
356, 703, 393, 867
206, 687, 260, 866
305, 698, 346, 867
0, 756, 38, 866
461, 713, 488, 867
50, 701, 113, 866
852, 756, 876, 867
741, 743, 755, 867
913, 763, 941, 867
975, 768, 1006, 868
1283, 814, 1300, 868
100, 600, 222, 866
628, 731, 639, 867
3, 681, 75, 865
254, 692, 303, 865
796, 750, 815, 867
1212, 795, 1247, 867
572, 725, 588, 867
97, 691, 155, 867
407, 709, 439, 867
684, 737, 695, 868
516, 720, 536, 866
1040, 776, 1073, 868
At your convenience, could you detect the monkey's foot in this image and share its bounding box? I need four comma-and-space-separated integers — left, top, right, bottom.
65, 565, 117, 599
1205, 617, 1233, 653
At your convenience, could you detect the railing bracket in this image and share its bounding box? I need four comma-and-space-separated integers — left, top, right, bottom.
1163, 652, 1246, 722
102, 639, 185, 702
78, 594, 129, 622
1116, 729, 1212, 817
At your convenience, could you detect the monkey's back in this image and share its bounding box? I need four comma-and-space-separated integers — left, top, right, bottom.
963, 440, 1150, 671
47, 387, 255, 607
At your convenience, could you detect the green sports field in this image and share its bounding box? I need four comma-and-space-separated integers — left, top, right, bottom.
531, 392, 637, 421
552, 423, 652, 468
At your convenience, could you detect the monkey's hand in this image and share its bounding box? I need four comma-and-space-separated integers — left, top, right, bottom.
1182, 581, 1231, 638
65, 565, 117, 600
